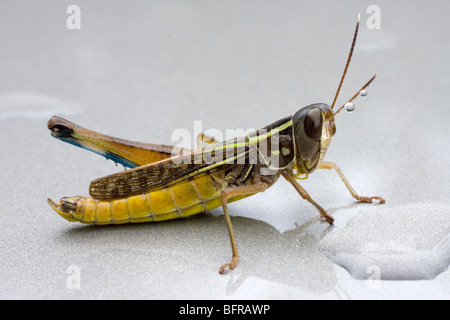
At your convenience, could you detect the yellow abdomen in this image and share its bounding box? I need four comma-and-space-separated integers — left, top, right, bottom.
48, 173, 226, 225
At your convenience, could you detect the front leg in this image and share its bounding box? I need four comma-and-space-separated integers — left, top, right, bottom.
283, 170, 335, 224
318, 161, 385, 204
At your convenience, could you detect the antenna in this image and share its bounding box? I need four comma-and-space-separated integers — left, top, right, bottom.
333, 73, 378, 115
330, 14, 361, 110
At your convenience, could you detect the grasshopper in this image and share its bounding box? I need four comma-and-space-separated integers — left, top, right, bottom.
48, 16, 384, 274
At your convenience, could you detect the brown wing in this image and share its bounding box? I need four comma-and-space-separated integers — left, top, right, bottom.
88, 140, 249, 200
89, 151, 204, 200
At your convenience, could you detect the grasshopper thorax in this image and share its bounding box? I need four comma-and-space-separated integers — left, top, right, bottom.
292, 103, 336, 174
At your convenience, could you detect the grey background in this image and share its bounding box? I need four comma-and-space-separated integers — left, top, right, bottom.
0, 0, 449, 299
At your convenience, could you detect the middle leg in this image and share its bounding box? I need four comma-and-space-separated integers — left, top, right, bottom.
219, 182, 268, 274
197, 132, 217, 150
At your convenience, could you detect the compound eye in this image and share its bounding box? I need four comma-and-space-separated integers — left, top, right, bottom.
304, 108, 323, 141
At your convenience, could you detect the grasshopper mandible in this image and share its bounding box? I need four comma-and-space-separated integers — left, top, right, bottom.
48, 16, 384, 274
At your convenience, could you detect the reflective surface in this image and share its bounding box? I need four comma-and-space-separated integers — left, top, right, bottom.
0, 0, 449, 299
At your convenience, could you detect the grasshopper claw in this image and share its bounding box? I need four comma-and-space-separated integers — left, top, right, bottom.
321, 213, 335, 224
219, 257, 239, 274
357, 195, 385, 204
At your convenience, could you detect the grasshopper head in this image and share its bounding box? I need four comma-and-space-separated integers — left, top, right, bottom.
292, 103, 336, 173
